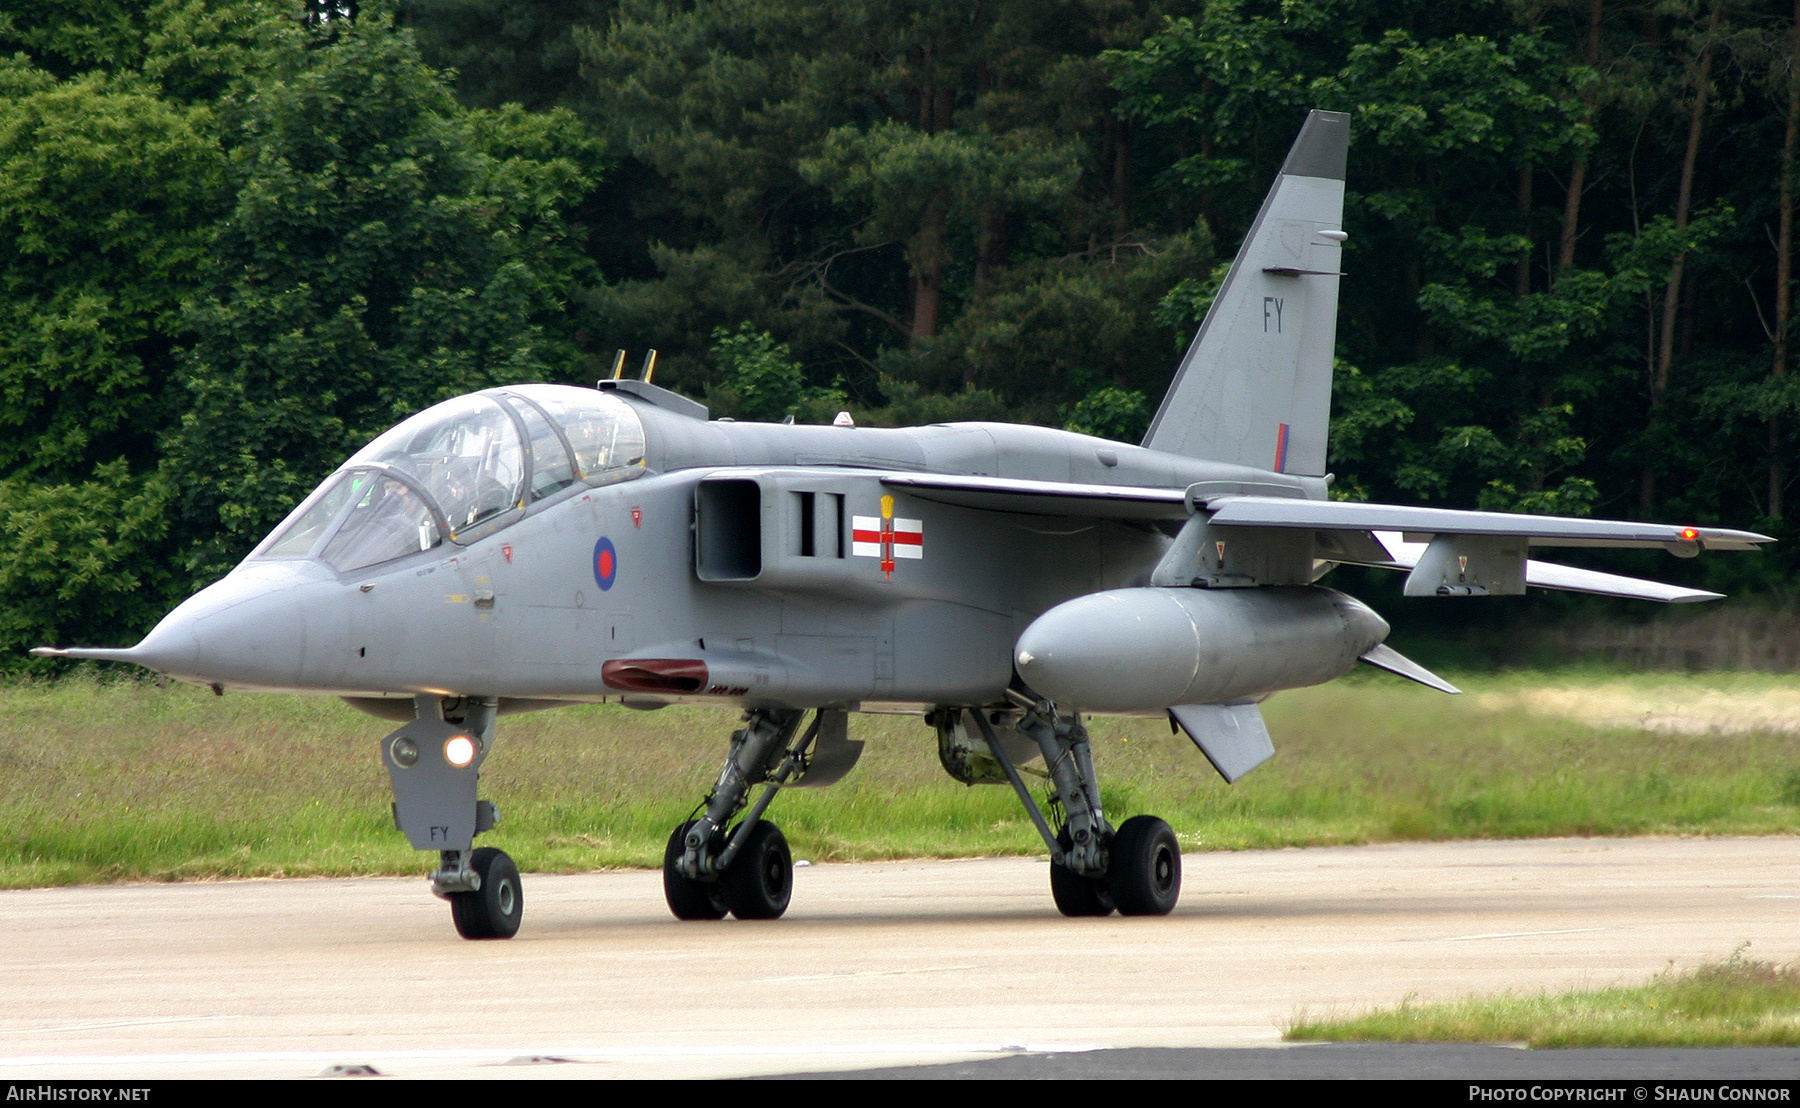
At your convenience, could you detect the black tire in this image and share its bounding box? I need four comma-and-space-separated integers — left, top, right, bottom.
1107, 815, 1182, 916
663, 821, 728, 921
720, 820, 792, 920
450, 847, 523, 939
1050, 826, 1115, 917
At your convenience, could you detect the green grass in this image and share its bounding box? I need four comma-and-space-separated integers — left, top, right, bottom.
1287, 952, 1800, 1047
0, 666, 1797, 886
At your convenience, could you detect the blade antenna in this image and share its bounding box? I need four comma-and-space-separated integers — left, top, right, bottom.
610, 349, 627, 380
641, 349, 658, 383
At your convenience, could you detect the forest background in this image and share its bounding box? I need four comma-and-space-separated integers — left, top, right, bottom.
1, 0, 1796, 668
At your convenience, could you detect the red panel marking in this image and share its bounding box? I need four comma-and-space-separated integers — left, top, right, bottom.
601, 658, 707, 694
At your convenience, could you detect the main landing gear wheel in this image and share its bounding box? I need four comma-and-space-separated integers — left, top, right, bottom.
1107, 815, 1181, 916
450, 847, 522, 939
722, 820, 793, 920
663, 821, 728, 921
1049, 827, 1115, 917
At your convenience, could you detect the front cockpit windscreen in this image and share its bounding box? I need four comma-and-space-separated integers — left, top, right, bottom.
352, 394, 526, 534
254, 386, 647, 573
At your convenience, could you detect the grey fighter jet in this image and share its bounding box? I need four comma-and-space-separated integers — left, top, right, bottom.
36, 111, 1772, 939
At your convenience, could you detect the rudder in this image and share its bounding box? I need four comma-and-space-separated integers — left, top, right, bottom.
1143, 110, 1349, 477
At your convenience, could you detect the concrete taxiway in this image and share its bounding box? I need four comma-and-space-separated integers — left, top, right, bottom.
0, 837, 1796, 1079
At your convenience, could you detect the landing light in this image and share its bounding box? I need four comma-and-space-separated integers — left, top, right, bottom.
444, 735, 477, 768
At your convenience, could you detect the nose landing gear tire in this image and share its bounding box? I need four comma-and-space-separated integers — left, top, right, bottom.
1107, 815, 1181, 916
450, 847, 523, 939
663, 821, 728, 920
721, 820, 792, 920
1049, 827, 1115, 917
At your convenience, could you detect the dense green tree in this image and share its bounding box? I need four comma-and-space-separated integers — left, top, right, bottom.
1110, 0, 1796, 566
400, 0, 614, 109
705, 324, 846, 422
0, 0, 299, 664
576, 0, 1208, 415
167, 12, 607, 579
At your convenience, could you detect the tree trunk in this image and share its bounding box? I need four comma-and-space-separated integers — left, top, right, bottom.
1772, 0, 1800, 519
1557, 0, 1606, 276
1516, 162, 1534, 298
911, 199, 948, 345
1641, 5, 1720, 515
974, 203, 1008, 296
1113, 117, 1133, 235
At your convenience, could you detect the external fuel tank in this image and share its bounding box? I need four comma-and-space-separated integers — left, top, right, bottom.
1013, 586, 1389, 713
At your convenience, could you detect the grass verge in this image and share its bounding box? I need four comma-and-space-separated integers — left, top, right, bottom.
1287, 952, 1800, 1047
0, 667, 1796, 886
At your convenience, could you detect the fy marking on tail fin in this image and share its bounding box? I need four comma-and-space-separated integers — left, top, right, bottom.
1144, 109, 1350, 477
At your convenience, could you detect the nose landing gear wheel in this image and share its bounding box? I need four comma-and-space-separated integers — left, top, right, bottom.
1107, 815, 1181, 916
721, 820, 792, 920
450, 847, 523, 939
663, 821, 728, 920
1049, 827, 1115, 917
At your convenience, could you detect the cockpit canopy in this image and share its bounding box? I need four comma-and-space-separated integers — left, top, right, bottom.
255, 385, 646, 572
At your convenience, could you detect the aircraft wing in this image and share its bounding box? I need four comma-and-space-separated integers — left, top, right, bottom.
1205, 495, 1771, 552
879, 476, 1770, 550
874, 474, 1761, 603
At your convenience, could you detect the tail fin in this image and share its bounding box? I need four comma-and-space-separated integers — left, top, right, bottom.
1143, 110, 1349, 477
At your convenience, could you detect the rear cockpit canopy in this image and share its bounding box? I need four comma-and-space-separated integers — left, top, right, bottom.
253, 385, 646, 573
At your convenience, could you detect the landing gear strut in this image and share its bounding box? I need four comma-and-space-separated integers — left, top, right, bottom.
661, 707, 814, 921
971, 696, 1183, 917
381, 695, 522, 939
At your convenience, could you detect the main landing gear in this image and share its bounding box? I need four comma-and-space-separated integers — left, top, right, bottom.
381, 695, 522, 940
661, 707, 859, 921
965, 696, 1183, 917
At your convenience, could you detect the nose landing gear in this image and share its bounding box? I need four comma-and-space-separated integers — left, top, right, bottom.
382, 695, 523, 939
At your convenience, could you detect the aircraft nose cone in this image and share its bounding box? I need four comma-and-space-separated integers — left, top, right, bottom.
126, 612, 201, 676
145, 561, 337, 687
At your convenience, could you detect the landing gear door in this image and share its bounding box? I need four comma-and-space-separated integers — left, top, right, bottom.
383, 718, 491, 852
787, 709, 863, 788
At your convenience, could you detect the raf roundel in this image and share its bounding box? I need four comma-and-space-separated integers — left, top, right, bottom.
593, 536, 617, 591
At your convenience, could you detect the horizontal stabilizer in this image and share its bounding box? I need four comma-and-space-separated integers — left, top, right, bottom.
1522, 561, 1723, 604
1371, 532, 1726, 604
1169, 701, 1275, 784
1359, 643, 1460, 694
